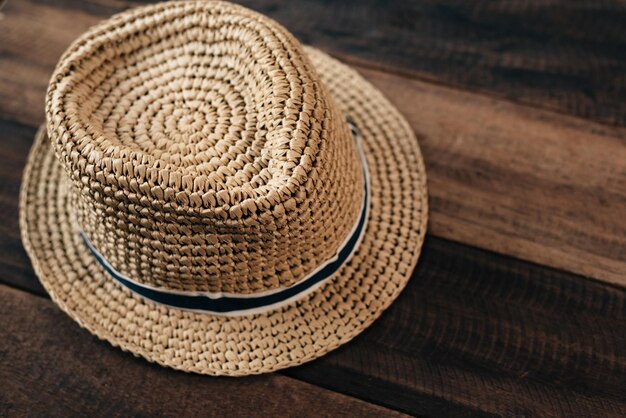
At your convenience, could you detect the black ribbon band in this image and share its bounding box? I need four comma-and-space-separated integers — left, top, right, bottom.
80, 123, 369, 316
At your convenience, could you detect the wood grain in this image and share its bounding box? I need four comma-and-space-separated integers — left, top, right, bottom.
4, 0, 626, 127
360, 66, 626, 286
3, 232, 625, 416
2, 0, 626, 285
12, 0, 626, 125
0, 285, 407, 418
0, 120, 43, 295
286, 237, 626, 417
1, 1, 625, 416
225, 0, 626, 127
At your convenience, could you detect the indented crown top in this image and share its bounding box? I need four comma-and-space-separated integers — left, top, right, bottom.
46, 1, 364, 296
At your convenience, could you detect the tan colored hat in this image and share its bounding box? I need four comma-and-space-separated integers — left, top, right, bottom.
20, 0, 427, 375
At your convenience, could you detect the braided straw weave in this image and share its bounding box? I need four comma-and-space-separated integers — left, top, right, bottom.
20, 0, 428, 375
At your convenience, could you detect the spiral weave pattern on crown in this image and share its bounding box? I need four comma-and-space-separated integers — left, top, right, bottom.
44, 1, 363, 294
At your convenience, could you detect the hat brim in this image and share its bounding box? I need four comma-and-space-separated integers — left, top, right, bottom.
20, 47, 428, 376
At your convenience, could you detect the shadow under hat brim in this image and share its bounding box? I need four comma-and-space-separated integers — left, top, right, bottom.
19, 47, 428, 376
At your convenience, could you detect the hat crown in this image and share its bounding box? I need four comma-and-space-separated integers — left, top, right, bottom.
46, 1, 364, 295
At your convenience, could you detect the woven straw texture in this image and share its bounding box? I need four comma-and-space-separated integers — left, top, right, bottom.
20, 1, 428, 376
45, 1, 363, 294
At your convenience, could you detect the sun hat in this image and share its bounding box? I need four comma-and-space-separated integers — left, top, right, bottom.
20, 0, 428, 376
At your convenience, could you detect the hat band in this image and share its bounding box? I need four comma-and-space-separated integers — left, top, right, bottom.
78, 121, 370, 317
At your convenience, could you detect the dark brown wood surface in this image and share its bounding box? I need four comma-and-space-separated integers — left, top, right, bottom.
236, 0, 626, 127
0, 285, 407, 418
1, 0, 625, 417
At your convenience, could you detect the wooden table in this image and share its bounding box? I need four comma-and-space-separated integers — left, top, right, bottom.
1, 1, 625, 416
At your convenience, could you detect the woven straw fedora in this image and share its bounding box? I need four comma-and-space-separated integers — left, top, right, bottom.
20, 0, 427, 375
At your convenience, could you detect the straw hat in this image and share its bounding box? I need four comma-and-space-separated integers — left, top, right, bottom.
20, 0, 427, 375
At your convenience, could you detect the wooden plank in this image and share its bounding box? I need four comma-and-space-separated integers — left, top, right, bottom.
358, 66, 626, 286
11, 0, 626, 126
2, 235, 625, 416
2, 0, 626, 284
0, 0, 102, 126
0, 120, 44, 295
4, 0, 626, 127
286, 237, 626, 417
0, 284, 407, 418
236, 0, 626, 127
